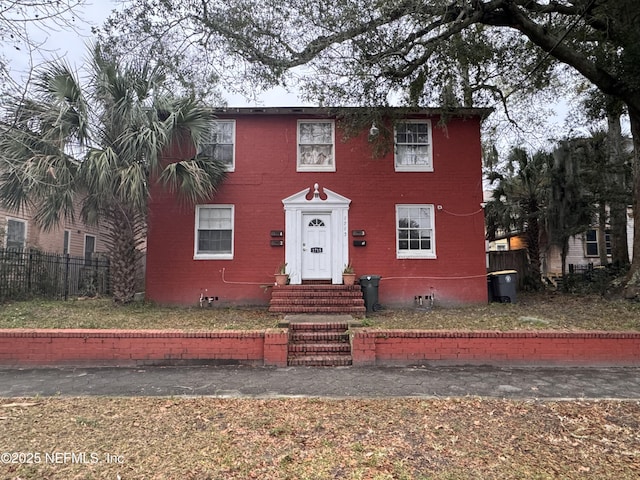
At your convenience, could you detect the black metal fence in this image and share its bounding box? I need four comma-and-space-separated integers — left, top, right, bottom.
0, 249, 110, 301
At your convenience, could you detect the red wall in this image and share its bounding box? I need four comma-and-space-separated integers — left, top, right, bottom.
0, 329, 288, 367
352, 330, 640, 366
3, 329, 639, 368
146, 112, 487, 306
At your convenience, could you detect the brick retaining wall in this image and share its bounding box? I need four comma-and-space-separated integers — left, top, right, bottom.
0, 329, 289, 367
1, 329, 639, 367
351, 330, 640, 366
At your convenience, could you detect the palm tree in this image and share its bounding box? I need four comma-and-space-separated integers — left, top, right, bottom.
0, 45, 227, 303
485, 148, 552, 290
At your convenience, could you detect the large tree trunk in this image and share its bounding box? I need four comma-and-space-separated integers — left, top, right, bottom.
624, 107, 640, 298
526, 201, 543, 290
607, 109, 630, 269
597, 203, 609, 266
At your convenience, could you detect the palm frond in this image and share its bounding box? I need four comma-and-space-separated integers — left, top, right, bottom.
158, 158, 228, 205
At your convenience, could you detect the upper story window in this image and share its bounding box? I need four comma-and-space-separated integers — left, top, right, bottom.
200, 120, 235, 171
5, 218, 26, 251
396, 205, 436, 258
297, 120, 335, 172
194, 205, 234, 260
394, 120, 433, 172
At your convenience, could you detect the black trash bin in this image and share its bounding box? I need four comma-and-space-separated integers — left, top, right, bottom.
359, 275, 381, 312
489, 270, 517, 303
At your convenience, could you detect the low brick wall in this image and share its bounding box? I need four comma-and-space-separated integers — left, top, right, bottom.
0, 329, 289, 367
351, 330, 640, 366
2, 329, 639, 368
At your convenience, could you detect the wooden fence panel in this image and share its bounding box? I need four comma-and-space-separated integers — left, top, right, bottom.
487, 249, 529, 289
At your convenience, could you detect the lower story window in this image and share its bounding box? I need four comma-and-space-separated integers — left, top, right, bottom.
585, 228, 611, 257
84, 234, 96, 265
396, 204, 435, 258
195, 205, 234, 259
6, 218, 26, 250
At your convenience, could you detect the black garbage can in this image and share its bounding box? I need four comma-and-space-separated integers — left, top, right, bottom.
487, 274, 495, 303
489, 270, 517, 303
359, 275, 381, 312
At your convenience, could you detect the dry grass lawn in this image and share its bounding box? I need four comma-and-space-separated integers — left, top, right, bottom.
2, 293, 639, 479
1, 397, 639, 479
0, 292, 638, 331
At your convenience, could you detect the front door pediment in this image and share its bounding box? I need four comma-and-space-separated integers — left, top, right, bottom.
282, 184, 351, 285
282, 183, 351, 208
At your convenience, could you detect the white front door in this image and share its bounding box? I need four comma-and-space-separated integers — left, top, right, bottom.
302, 213, 331, 279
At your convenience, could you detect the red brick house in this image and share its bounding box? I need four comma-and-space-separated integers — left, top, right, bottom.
146, 107, 490, 309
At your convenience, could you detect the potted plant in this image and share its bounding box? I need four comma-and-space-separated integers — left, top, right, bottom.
342, 263, 356, 286
274, 262, 289, 286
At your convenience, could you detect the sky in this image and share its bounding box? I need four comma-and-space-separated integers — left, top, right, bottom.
5, 0, 627, 149
4, 0, 303, 107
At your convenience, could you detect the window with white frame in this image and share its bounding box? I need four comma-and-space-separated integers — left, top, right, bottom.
5, 218, 26, 250
195, 205, 234, 259
199, 120, 235, 171
394, 120, 433, 171
585, 229, 611, 257
297, 120, 335, 171
396, 205, 436, 258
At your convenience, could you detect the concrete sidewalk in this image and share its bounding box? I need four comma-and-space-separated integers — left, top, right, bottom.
2, 364, 640, 400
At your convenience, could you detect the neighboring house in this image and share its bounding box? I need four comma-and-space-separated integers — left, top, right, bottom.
146, 107, 490, 307
1, 202, 107, 261
542, 208, 634, 276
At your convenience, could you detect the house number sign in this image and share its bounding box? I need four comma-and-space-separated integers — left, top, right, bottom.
310, 247, 323, 253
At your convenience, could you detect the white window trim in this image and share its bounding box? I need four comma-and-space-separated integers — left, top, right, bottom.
201, 119, 235, 172
394, 119, 433, 172
395, 204, 436, 259
584, 228, 612, 258
5, 217, 27, 250
296, 119, 336, 172
194, 204, 235, 260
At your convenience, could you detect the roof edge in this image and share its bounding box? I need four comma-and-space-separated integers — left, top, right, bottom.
210, 106, 494, 119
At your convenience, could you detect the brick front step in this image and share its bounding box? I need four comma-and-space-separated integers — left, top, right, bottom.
274, 285, 362, 291
270, 298, 364, 306
290, 331, 350, 343
288, 321, 353, 367
289, 343, 351, 354
270, 285, 365, 315
287, 322, 350, 331
271, 291, 364, 299
271, 306, 366, 314
288, 355, 353, 367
